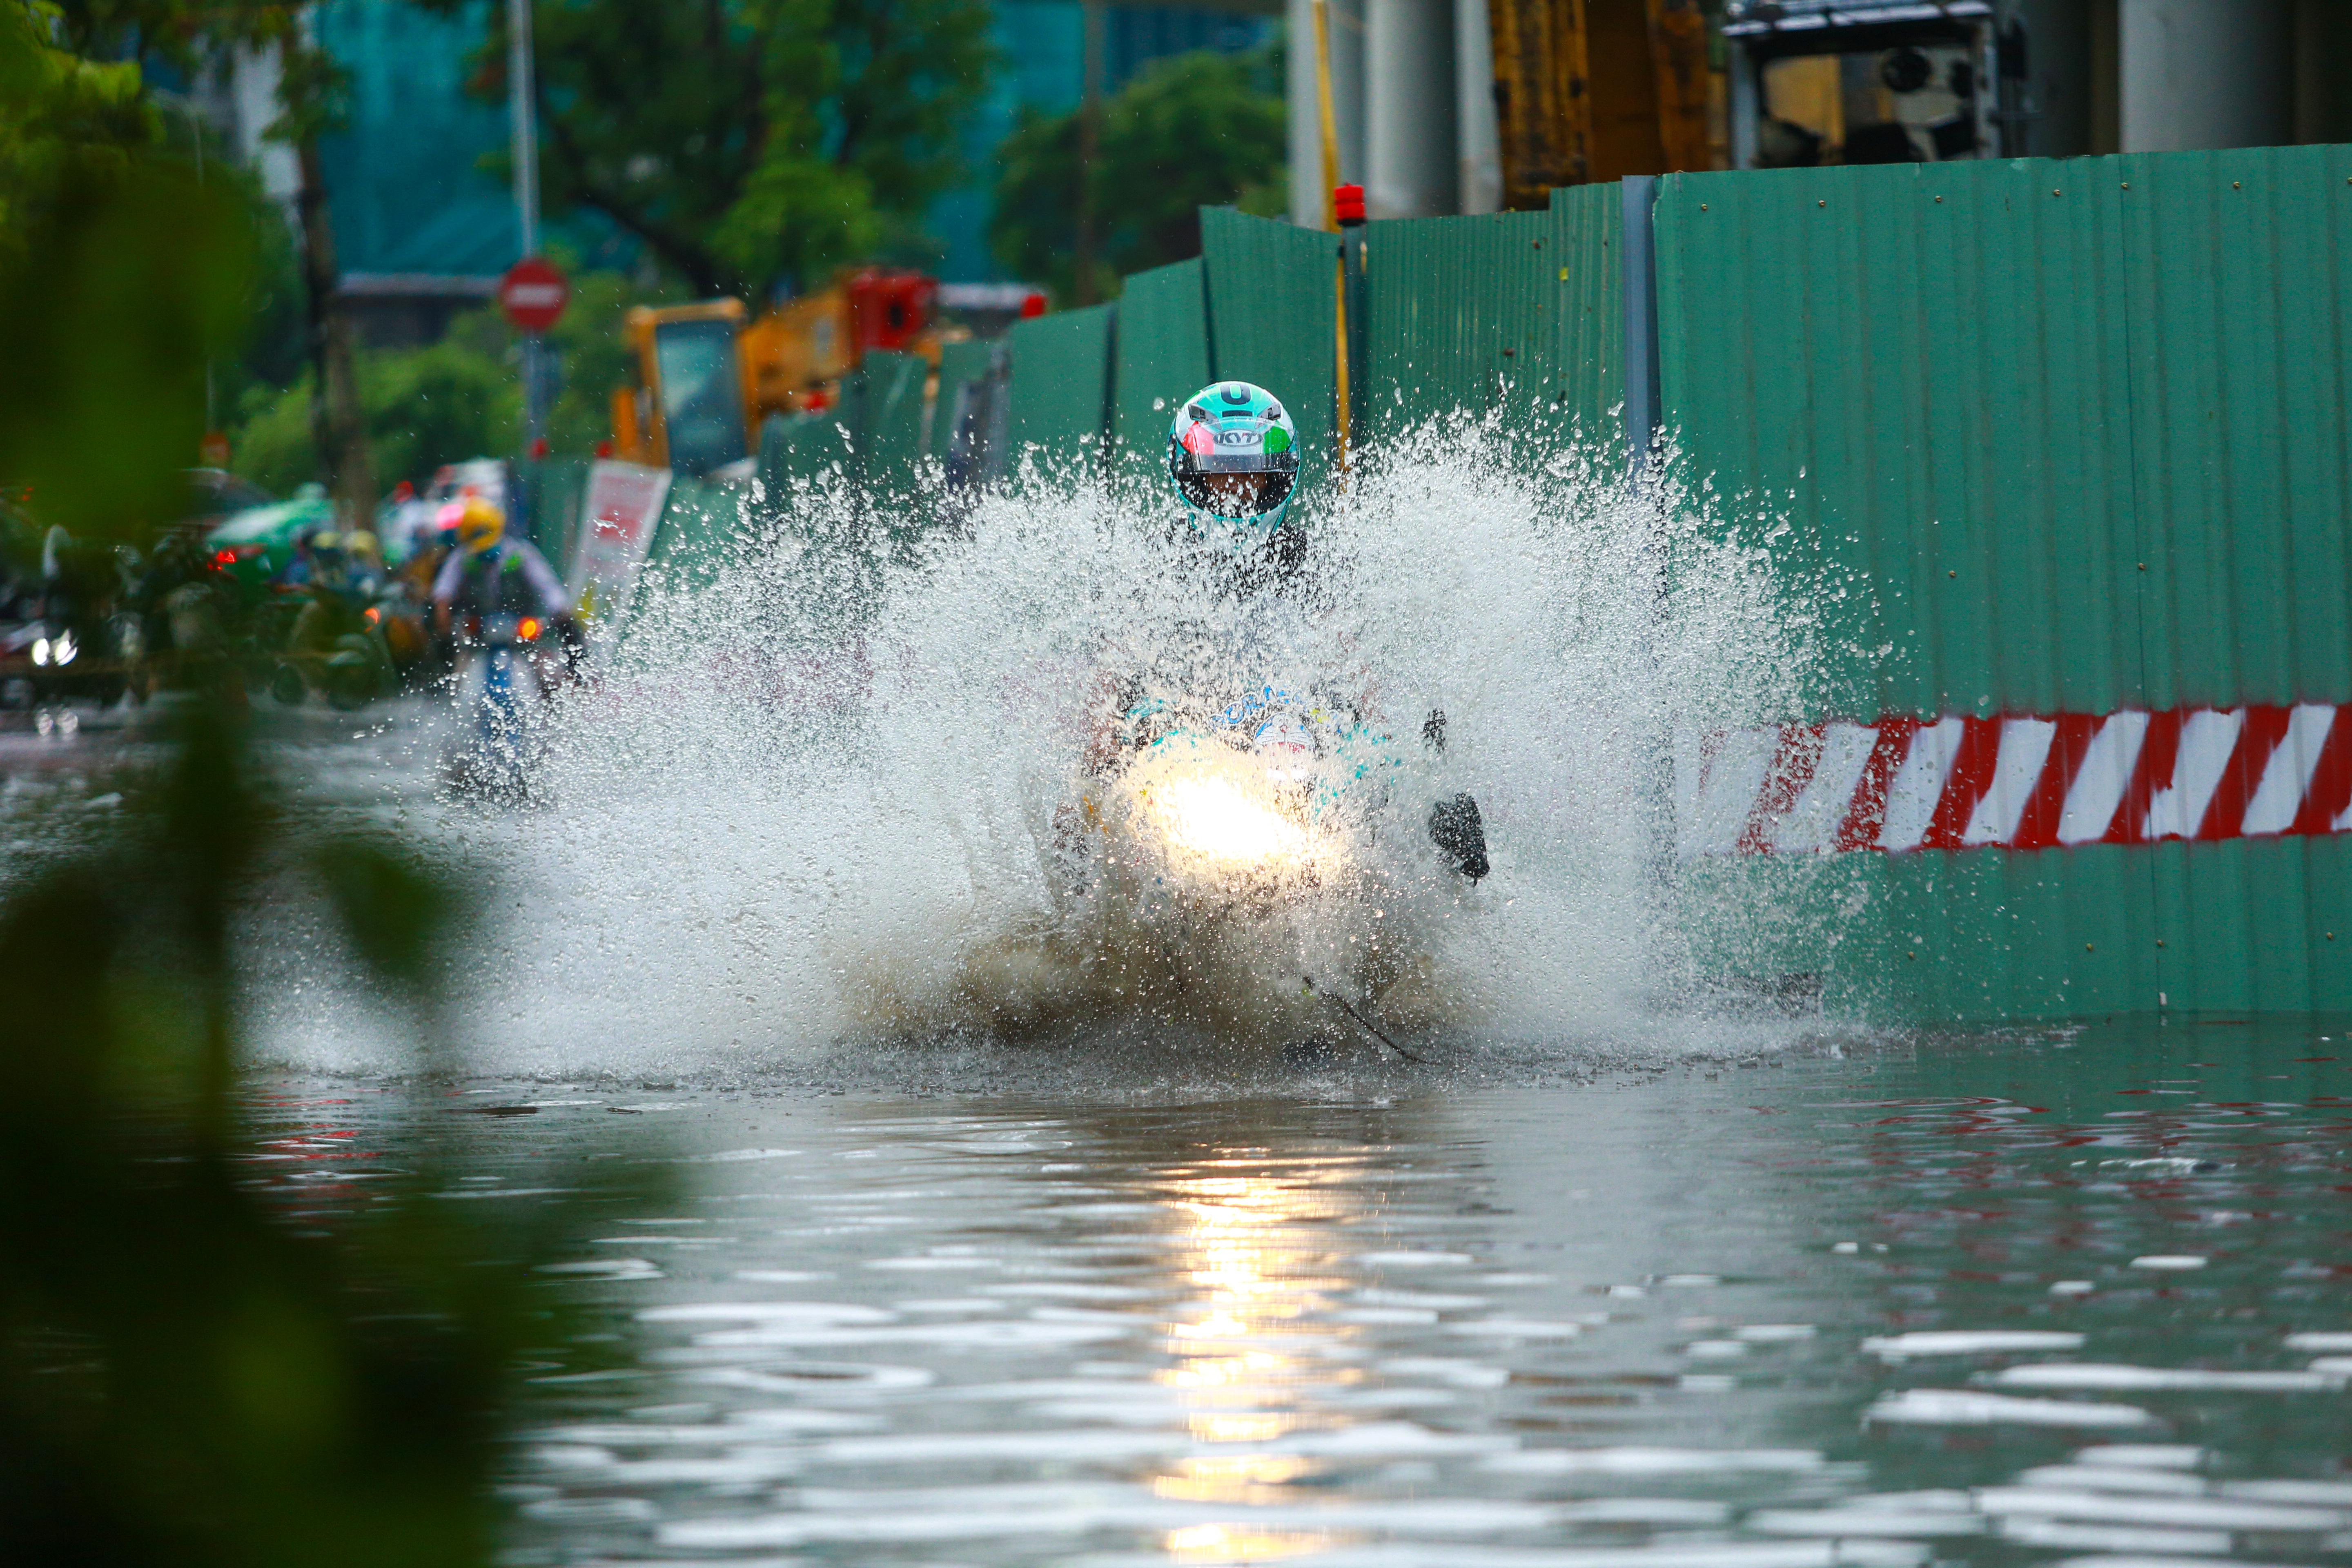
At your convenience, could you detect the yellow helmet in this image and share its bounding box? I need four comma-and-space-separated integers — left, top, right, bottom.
456, 496, 505, 554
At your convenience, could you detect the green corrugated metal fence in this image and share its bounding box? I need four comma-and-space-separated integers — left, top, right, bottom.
642, 474, 742, 590
1656, 158, 2144, 724
859, 350, 929, 499
930, 339, 995, 463
2117, 146, 2352, 713
1548, 185, 1629, 462
1003, 303, 1115, 470
667, 152, 2351, 1024
1199, 208, 1339, 496
1654, 147, 2352, 1022
1109, 258, 1211, 482
1364, 208, 1556, 441
993, 198, 1625, 497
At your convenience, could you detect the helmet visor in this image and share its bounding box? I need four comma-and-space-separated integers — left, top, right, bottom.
1176, 468, 1294, 520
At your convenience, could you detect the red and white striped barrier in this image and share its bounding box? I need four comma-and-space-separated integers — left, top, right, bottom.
1679, 704, 2352, 857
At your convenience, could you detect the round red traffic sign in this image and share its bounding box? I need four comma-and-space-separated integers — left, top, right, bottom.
499, 257, 569, 333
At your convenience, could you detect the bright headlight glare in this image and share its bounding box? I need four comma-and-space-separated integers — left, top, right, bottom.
1149, 775, 1307, 869
53, 631, 76, 666
30, 637, 49, 666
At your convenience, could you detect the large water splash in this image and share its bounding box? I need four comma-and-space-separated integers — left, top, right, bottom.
262, 417, 1814, 1083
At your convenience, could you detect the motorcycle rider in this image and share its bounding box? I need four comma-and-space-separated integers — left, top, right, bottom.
1094, 379, 1489, 882
430, 495, 570, 639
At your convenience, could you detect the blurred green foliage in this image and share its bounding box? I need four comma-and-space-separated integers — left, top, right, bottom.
0, 2, 253, 540
421, 0, 997, 298
0, 709, 635, 1568
234, 315, 523, 496
991, 46, 1287, 305
232, 267, 675, 492
1, 10, 655, 1565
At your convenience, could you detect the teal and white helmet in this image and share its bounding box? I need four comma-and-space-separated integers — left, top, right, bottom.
1167, 381, 1299, 538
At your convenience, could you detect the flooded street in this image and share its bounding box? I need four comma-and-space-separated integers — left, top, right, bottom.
13, 20, 2352, 1568
14, 443, 2348, 1568
251, 1029, 2352, 1568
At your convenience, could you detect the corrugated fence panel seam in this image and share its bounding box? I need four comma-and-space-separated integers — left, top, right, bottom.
930, 340, 995, 462
1111, 258, 1211, 483
1004, 303, 1115, 470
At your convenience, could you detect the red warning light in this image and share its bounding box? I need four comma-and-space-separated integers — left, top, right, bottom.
1019, 291, 1047, 319
1334, 183, 1365, 226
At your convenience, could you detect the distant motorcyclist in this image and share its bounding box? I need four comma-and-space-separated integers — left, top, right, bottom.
1089, 380, 1489, 882
431, 496, 570, 638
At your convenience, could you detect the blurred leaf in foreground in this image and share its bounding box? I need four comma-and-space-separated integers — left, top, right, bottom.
0, 2, 254, 541
0, 707, 514, 1566
0, 13, 658, 1562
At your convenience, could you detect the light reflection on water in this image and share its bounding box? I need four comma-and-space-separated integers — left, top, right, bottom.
248, 1026, 2352, 1568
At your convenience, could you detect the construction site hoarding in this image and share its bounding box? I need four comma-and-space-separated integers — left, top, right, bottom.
672, 149, 2348, 1024
1655, 146, 2352, 1020
1200, 207, 1340, 497
1003, 303, 1115, 472
1110, 258, 1212, 483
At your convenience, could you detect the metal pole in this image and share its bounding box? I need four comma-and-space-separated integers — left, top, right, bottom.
508, 0, 545, 458
1075, 0, 1105, 305
1364, 0, 1456, 217
507, 0, 539, 254
1727, 40, 1759, 170
1313, 0, 1342, 231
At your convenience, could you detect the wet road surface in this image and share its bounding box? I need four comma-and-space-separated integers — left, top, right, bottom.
246, 1023, 2352, 1568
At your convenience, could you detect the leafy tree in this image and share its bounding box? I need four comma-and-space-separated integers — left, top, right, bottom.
33, 0, 377, 514
232, 318, 516, 496
991, 46, 1287, 305
231, 267, 671, 492
430, 0, 997, 299
0, 0, 251, 536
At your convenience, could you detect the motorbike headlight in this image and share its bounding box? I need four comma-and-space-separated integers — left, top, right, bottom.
53, 630, 76, 666
1147, 774, 1308, 871
30, 637, 49, 666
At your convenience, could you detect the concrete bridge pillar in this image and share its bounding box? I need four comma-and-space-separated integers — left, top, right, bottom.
1365, 0, 1457, 218
2120, 0, 2294, 151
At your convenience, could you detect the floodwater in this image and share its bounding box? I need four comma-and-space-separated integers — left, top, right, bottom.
250, 1027, 2352, 1568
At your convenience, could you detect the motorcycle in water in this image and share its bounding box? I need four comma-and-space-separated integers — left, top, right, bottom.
1045, 684, 1489, 1062
442, 611, 562, 802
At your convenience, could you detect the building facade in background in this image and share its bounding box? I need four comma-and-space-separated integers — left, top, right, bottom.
931, 0, 1276, 281
198, 0, 1274, 343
